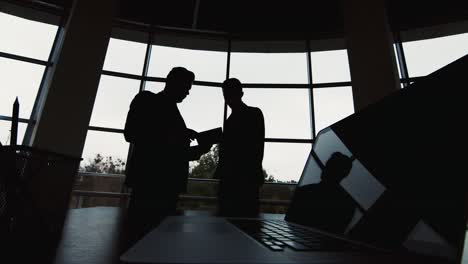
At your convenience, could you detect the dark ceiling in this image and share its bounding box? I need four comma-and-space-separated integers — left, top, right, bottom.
6, 0, 468, 40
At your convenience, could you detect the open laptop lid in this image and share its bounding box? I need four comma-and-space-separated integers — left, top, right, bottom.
286, 55, 468, 262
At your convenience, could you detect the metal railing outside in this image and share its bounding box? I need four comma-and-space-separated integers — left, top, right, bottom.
71, 172, 294, 209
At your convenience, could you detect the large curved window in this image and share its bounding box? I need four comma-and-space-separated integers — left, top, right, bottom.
0, 58, 45, 119
0, 121, 27, 145
242, 88, 311, 139
310, 49, 351, 83
0, 11, 58, 145
313, 86, 354, 134
263, 143, 311, 182
89, 76, 140, 129
103, 38, 147, 75
403, 33, 468, 77
230, 52, 308, 84
81, 37, 359, 205
177, 85, 225, 132
81, 130, 130, 168
148, 45, 227, 82
0, 12, 57, 60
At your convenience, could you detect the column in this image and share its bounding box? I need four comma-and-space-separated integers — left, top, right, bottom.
31, 0, 116, 157
342, 0, 400, 112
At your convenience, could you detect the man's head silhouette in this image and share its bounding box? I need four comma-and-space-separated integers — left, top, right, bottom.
164, 67, 195, 103
222, 78, 244, 109
320, 152, 353, 185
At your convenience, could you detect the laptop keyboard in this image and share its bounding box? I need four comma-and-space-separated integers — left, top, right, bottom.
227, 219, 363, 252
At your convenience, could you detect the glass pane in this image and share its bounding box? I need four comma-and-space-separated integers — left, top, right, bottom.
148, 45, 227, 82
311, 49, 351, 83
144, 81, 165, 93
230, 52, 308, 83
260, 183, 296, 214
70, 196, 122, 209
242, 88, 311, 139
0, 57, 45, 118
146, 83, 224, 134
263, 142, 311, 182
0, 12, 57, 60
0, 120, 27, 145
89, 75, 140, 129
103, 38, 147, 75
73, 174, 125, 194
403, 33, 468, 77
80, 130, 129, 172
178, 85, 224, 133
181, 180, 218, 212
313, 86, 354, 134
260, 184, 296, 201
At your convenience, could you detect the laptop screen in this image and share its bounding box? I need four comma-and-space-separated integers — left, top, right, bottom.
286, 55, 468, 262
285, 127, 463, 261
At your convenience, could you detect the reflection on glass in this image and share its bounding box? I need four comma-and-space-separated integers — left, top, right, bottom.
0, 58, 45, 118
80, 130, 129, 171
298, 152, 322, 186
230, 52, 308, 83
148, 45, 227, 82
403, 33, 468, 77
242, 88, 311, 139
103, 38, 147, 75
0, 121, 27, 145
313, 86, 354, 134
0, 12, 57, 60
178, 85, 224, 132
344, 209, 363, 234
341, 159, 386, 210
291, 128, 385, 233
313, 128, 353, 163
90, 76, 140, 129
403, 221, 456, 260
263, 142, 311, 182
288, 123, 461, 260
311, 49, 351, 83
291, 151, 357, 234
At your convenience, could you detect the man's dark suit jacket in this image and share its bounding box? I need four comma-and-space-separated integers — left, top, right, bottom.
124, 91, 191, 196
215, 105, 265, 198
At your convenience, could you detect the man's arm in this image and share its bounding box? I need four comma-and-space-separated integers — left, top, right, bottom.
187, 143, 212, 161
248, 108, 265, 166
124, 94, 140, 143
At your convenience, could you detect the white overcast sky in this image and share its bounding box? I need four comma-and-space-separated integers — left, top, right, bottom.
1, 11, 468, 181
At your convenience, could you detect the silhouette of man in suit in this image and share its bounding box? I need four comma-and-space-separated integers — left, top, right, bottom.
286, 152, 356, 234
215, 78, 265, 217
123, 67, 211, 243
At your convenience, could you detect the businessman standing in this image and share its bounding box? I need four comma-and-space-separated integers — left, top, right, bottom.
215, 78, 265, 217
123, 67, 211, 243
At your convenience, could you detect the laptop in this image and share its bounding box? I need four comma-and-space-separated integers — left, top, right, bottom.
121, 55, 468, 264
